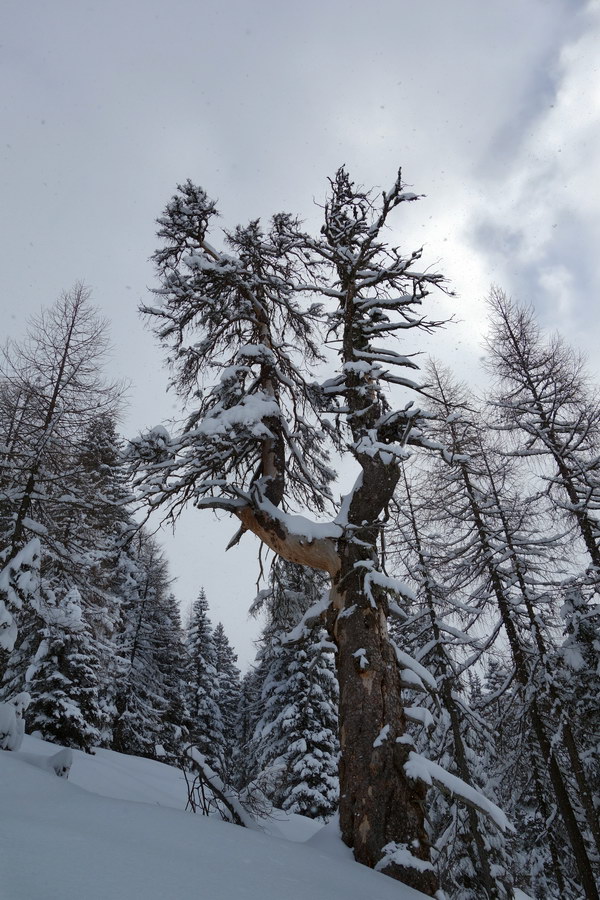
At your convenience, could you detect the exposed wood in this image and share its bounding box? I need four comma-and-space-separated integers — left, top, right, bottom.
234, 505, 341, 576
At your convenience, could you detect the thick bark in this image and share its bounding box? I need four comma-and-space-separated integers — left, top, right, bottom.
233, 493, 437, 893
330, 539, 437, 895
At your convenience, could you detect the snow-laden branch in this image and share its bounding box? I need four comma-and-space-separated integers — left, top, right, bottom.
282, 593, 331, 645
392, 641, 438, 692
236, 496, 343, 576
186, 747, 261, 831
404, 750, 513, 832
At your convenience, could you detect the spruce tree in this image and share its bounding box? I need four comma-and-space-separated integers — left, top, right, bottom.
26, 587, 102, 752
234, 665, 264, 791
213, 622, 241, 780
153, 591, 189, 763
184, 589, 225, 773
112, 533, 185, 760
248, 559, 339, 821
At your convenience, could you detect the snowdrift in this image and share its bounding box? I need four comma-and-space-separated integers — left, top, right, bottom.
1, 735, 428, 900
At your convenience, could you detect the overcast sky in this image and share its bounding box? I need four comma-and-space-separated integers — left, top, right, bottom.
2, 0, 599, 666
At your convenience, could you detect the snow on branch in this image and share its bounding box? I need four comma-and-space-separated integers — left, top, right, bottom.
354, 561, 416, 609
186, 746, 261, 831
404, 706, 435, 731
282, 593, 331, 645
0, 539, 41, 652
398, 668, 428, 693
392, 641, 438, 692
375, 842, 435, 875
404, 750, 513, 832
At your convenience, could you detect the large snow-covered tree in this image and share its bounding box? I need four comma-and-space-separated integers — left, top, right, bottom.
131, 168, 452, 891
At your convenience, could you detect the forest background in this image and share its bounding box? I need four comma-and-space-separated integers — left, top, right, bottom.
2, 0, 599, 666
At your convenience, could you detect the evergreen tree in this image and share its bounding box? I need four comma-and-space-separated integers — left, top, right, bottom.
234, 664, 264, 791
0, 539, 41, 656
248, 559, 339, 821
554, 582, 600, 843
213, 621, 241, 779
153, 591, 188, 763
112, 533, 186, 760
25, 587, 102, 752
184, 589, 225, 773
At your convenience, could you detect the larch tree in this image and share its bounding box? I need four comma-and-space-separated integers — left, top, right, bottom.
425, 362, 599, 899
390, 464, 513, 899
131, 168, 452, 892
0, 285, 122, 672
484, 293, 600, 873
485, 288, 600, 576
0, 283, 122, 562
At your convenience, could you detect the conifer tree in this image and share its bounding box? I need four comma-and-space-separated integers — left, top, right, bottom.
112, 533, 185, 760
0, 286, 123, 711
153, 591, 188, 763
213, 622, 241, 779
0, 284, 122, 565
390, 464, 513, 899
184, 589, 225, 773
485, 288, 600, 576
132, 169, 452, 892
26, 587, 102, 752
234, 665, 264, 791
248, 559, 339, 821
485, 290, 600, 867
425, 362, 599, 899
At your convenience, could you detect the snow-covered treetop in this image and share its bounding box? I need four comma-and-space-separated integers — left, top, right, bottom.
131, 168, 451, 573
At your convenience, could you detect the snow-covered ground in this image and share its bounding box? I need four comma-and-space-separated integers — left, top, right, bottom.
1, 735, 429, 900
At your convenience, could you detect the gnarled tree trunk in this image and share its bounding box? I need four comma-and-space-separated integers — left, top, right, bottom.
331, 540, 436, 894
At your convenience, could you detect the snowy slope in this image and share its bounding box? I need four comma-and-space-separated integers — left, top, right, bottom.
1, 736, 428, 900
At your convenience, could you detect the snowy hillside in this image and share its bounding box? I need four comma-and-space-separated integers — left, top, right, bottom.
1, 735, 429, 900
